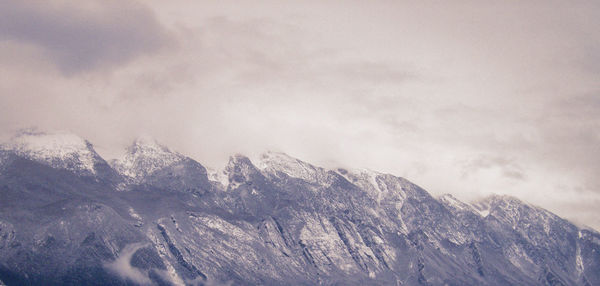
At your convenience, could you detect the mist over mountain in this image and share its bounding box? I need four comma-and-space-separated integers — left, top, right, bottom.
0, 130, 598, 285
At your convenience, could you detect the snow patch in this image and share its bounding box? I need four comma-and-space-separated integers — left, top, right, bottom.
207, 167, 229, 187
576, 241, 584, 275
3, 130, 99, 174
299, 214, 358, 274
192, 215, 254, 242
471, 198, 494, 218
146, 229, 186, 286
257, 151, 328, 184
439, 194, 469, 211
477, 209, 490, 217
336, 168, 390, 204
112, 136, 183, 180
128, 207, 142, 221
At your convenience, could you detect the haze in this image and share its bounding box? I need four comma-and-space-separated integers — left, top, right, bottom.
1, 1, 599, 229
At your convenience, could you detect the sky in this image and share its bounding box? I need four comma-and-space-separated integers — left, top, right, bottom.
1, 0, 599, 229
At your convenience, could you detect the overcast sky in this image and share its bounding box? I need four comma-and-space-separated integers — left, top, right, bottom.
1, 0, 599, 229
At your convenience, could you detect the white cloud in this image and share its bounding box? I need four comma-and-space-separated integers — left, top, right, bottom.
104, 242, 152, 285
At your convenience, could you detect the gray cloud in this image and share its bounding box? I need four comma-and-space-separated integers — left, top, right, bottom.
0, 0, 172, 75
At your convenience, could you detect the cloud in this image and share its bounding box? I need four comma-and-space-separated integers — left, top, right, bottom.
104, 242, 152, 285
0, 0, 599, 229
461, 155, 526, 181
0, 0, 172, 75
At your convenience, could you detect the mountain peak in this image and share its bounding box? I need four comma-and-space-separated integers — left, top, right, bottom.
128, 136, 171, 154
227, 153, 259, 172
1, 129, 101, 174
111, 137, 184, 180
438, 193, 488, 217
7, 129, 91, 152
256, 151, 326, 183
471, 194, 525, 211
470, 194, 562, 224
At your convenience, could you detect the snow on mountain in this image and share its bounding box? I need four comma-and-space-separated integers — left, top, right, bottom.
223, 154, 263, 190
472, 194, 549, 225
1, 130, 102, 174
1, 134, 599, 285
473, 194, 578, 240
256, 151, 324, 182
471, 196, 496, 217
335, 168, 396, 203
439, 194, 478, 213
206, 167, 229, 187
111, 136, 185, 181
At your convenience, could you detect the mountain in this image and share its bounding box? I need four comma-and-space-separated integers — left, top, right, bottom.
0, 130, 121, 187
0, 131, 598, 285
110, 137, 211, 194
1, 130, 115, 177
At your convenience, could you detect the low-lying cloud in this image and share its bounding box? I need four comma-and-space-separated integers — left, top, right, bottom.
104, 242, 152, 285
0, 0, 599, 230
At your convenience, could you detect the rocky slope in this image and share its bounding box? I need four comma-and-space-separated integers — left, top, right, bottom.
0, 131, 598, 285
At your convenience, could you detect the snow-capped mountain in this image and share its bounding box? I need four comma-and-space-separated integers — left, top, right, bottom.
110, 137, 212, 194
257, 151, 334, 185
0, 131, 598, 285
0, 130, 118, 181
1, 130, 104, 175
110, 136, 186, 181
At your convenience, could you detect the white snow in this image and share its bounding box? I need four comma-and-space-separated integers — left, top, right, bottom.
477, 209, 490, 217
257, 151, 328, 184
146, 230, 186, 286
336, 168, 387, 202
506, 243, 535, 270
192, 215, 254, 242
351, 168, 385, 192
299, 214, 360, 274
471, 198, 494, 218
576, 238, 584, 275
128, 207, 143, 221
112, 136, 183, 180
439, 194, 472, 212
207, 167, 229, 187
3, 130, 98, 174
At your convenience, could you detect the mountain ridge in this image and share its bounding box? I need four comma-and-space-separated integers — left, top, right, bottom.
0, 130, 598, 285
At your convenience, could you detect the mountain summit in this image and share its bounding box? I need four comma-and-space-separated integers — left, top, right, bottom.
1, 130, 110, 176
111, 136, 185, 181
0, 132, 598, 285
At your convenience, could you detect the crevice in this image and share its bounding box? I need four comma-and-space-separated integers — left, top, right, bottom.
272, 217, 292, 248
156, 223, 206, 280
359, 228, 390, 270
330, 217, 369, 272
298, 239, 317, 268
469, 242, 484, 277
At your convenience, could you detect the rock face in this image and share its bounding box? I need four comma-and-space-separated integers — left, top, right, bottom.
0, 132, 598, 285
